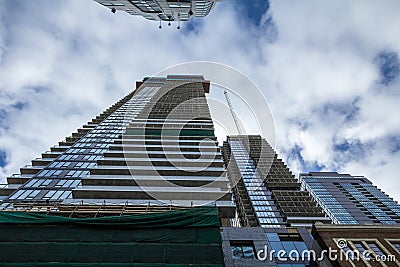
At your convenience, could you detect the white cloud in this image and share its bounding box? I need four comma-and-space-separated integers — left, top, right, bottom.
264, 0, 400, 201
0, 0, 399, 202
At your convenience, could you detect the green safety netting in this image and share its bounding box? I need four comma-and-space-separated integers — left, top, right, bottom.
0, 206, 219, 227
0, 207, 224, 266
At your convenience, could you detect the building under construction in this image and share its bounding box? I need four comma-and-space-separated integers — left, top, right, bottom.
1, 75, 400, 266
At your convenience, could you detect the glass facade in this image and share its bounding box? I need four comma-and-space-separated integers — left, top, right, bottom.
229, 140, 283, 227
1, 85, 158, 208
222, 136, 329, 228
300, 172, 400, 225
301, 180, 358, 224
339, 183, 397, 224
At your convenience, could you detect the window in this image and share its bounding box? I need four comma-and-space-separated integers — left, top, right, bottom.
230, 241, 255, 259
51, 190, 64, 200
41, 179, 51, 187
254, 205, 273, 211
32, 179, 45, 188
353, 242, 367, 253
43, 190, 56, 199
266, 233, 280, 242
41, 169, 62, 177
9, 190, 25, 200
60, 191, 72, 199
55, 180, 67, 187
266, 233, 309, 260
340, 244, 358, 260
66, 170, 76, 177
19, 190, 33, 199
26, 190, 41, 199
48, 161, 72, 169
367, 242, 385, 256
352, 241, 371, 260
71, 180, 81, 187
389, 242, 400, 253
24, 179, 38, 188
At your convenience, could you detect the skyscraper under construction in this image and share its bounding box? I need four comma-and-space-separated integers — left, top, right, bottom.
0, 75, 233, 266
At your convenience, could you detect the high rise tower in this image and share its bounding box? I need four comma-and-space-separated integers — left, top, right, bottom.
300, 172, 400, 225
222, 135, 330, 228
1, 75, 234, 221
0, 75, 232, 266
220, 135, 329, 267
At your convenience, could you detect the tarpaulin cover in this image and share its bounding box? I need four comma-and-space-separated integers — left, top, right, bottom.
0, 206, 219, 227
0, 206, 224, 266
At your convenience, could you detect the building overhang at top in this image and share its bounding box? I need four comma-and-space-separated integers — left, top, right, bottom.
93, 0, 220, 22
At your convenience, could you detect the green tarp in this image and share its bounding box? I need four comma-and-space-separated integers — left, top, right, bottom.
0, 207, 224, 267
0, 206, 219, 227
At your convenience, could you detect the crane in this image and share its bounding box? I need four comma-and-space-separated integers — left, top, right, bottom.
224, 90, 243, 135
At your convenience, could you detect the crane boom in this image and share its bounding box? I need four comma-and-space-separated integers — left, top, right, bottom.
224, 90, 243, 135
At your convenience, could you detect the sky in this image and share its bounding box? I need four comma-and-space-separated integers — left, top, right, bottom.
0, 0, 399, 201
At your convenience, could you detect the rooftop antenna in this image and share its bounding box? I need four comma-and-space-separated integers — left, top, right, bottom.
224, 90, 243, 135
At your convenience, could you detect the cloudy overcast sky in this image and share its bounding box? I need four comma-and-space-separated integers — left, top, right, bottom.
0, 0, 399, 201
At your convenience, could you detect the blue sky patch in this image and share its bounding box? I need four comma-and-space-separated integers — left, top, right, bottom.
262, 14, 278, 43
387, 135, 400, 153
288, 145, 324, 172
0, 108, 8, 124
11, 101, 27, 110
233, 0, 270, 27
344, 98, 360, 122
321, 98, 360, 123
181, 17, 204, 35
0, 150, 7, 168
333, 139, 368, 160
287, 117, 310, 131
31, 86, 49, 93
375, 50, 400, 86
